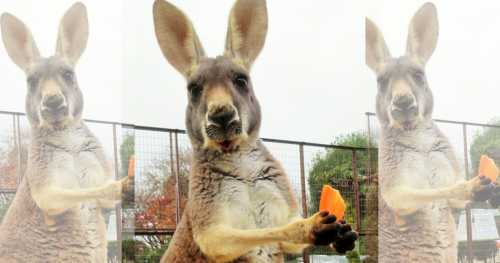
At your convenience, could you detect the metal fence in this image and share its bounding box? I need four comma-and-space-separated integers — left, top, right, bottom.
0, 110, 378, 263
367, 112, 500, 263
130, 125, 377, 262
0, 111, 135, 262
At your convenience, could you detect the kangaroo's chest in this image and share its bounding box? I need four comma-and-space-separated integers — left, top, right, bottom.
219, 172, 288, 262
213, 152, 291, 230
222, 174, 290, 229
399, 137, 457, 189
49, 138, 107, 190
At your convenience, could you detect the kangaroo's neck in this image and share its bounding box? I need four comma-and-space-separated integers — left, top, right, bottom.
30, 120, 91, 147
191, 139, 276, 177
193, 139, 264, 162
380, 120, 442, 147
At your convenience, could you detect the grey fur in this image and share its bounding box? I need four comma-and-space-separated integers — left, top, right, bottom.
153, 0, 358, 262
0, 3, 134, 262
366, 3, 500, 262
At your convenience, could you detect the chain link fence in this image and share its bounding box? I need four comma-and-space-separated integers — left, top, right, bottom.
367, 112, 500, 263
0, 110, 379, 263
0, 111, 134, 262
130, 127, 377, 263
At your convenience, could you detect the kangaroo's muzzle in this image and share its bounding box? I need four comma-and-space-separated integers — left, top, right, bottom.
205, 105, 243, 152
390, 93, 419, 131
40, 93, 69, 130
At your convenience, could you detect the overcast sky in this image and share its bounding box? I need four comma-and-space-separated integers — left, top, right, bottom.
122, 0, 365, 144
0, 0, 122, 122
1, 0, 498, 145
365, 0, 500, 127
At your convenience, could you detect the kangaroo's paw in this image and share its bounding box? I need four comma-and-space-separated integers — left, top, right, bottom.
121, 174, 135, 202
472, 175, 495, 202
487, 182, 500, 208
330, 219, 357, 254
308, 211, 342, 246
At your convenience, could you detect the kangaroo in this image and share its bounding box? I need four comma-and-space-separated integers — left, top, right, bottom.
366, 2, 500, 262
153, 0, 358, 262
0, 3, 134, 262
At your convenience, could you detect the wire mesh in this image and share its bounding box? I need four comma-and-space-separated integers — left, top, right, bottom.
0, 112, 136, 262
7, 110, 497, 262
0, 110, 379, 262
129, 132, 375, 262
366, 112, 500, 263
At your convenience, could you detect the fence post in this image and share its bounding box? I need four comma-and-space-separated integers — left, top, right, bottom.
174, 131, 181, 224
463, 124, 473, 263
366, 114, 372, 175
169, 132, 180, 225
112, 124, 122, 262
299, 143, 310, 263
352, 150, 361, 231
13, 115, 20, 186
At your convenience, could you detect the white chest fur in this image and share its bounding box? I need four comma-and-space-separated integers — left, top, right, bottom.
218, 153, 291, 230
47, 131, 107, 190
397, 130, 459, 190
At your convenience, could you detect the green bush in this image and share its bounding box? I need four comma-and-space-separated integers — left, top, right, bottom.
346, 250, 361, 263
107, 241, 118, 262
121, 239, 148, 262
457, 239, 498, 263
146, 245, 168, 263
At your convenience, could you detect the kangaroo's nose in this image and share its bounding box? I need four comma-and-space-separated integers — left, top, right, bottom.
208, 109, 236, 128
393, 95, 415, 110
43, 95, 65, 111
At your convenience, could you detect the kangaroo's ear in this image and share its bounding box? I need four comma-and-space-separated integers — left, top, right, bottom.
1, 13, 40, 74
405, 2, 438, 68
153, 0, 206, 79
224, 0, 268, 71
56, 2, 89, 68
366, 17, 391, 74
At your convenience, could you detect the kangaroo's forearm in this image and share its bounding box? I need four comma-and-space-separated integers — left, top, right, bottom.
195, 220, 311, 262
383, 182, 471, 215
32, 182, 121, 215
280, 215, 308, 253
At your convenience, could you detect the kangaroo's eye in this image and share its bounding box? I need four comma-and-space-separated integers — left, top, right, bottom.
27, 78, 39, 92
235, 76, 247, 87
412, 72, 424, 85
377, 77, 388, 91
63, 72, 74, 84
189, 84, 201, 96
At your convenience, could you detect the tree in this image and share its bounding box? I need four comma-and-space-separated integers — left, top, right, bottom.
0, 125, 29, 191
470, 117, 500, 177
134, 145, 191, 250
0, 125, 29, 225
307, 130, 378, 259
118, 131, 135, 210
120, 130, 135, 179
307, 130, 376, 217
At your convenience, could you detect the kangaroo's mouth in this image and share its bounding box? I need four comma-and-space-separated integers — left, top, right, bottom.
49, 120, 64, 130
390, 107, 420, 131
41, 117, 69, 131
215, 139, 236, 152
394, 120, 416, 131
400, 121, 414, 131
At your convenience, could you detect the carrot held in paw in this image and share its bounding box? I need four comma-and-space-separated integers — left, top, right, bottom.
478, 155, 498, 183
128, 155, 135, 176
319, 185, 346, 222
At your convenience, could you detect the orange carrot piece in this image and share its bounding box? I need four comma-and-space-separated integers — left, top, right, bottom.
319, 185, 346, 222
128, 155, 135, 176
478, 155, 499, 183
